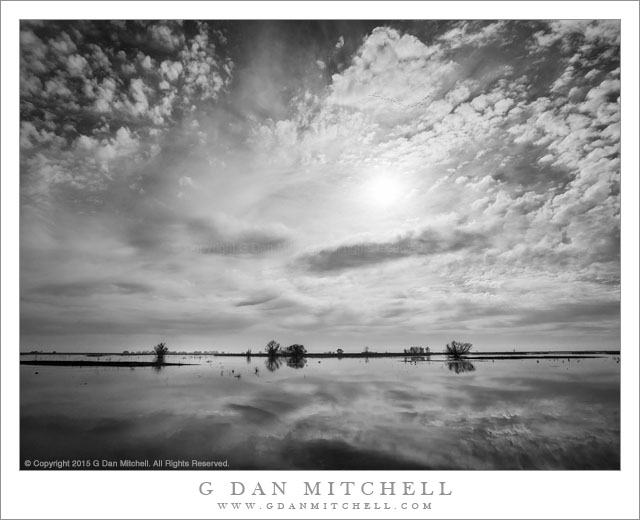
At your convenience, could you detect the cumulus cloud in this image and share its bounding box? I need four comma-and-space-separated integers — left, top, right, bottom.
531, 20, 620, 50
147, 22, 184, 51
127, 78, 150, 116
179, 22, 232, 103
66, 54, 88, 76
160, 59, 183, 81
328, 27, 457, 115
50, 32, 76, 55
437, 21, 506, 49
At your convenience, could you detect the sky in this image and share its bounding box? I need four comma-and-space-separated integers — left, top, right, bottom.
19, 20, 621, 353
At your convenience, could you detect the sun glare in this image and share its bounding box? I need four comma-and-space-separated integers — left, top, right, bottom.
364, 175, 404, 209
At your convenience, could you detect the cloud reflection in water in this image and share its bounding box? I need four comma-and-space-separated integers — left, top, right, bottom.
20, 356, 620, 469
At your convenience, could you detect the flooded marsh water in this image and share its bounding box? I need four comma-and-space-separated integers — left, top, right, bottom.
20, 355, 620, 470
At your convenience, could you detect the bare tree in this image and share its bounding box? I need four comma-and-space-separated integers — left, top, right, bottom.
265, 340, 281, 357
445, 341, 473, 358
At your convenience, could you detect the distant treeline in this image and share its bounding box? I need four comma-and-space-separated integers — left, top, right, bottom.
21, 341, 621, 358
20, 350, 621, 356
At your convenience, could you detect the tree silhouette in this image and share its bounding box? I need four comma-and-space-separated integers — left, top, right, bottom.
153, 342, 169, 363
445, 340, 472, 358
283, 344, 307, 358
265, 340, 281, 357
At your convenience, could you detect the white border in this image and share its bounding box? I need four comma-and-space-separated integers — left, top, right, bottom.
2, 2, 638, 519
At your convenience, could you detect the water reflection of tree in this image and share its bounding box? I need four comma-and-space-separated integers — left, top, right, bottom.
446, 359, 476, 374
285, 356, 307, 369
264, 357, 282, 372
264, 354, 307, 370
404, 356, 427, 364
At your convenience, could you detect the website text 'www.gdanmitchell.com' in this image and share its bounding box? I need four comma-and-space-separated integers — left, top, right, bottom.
216, 501, 432, 511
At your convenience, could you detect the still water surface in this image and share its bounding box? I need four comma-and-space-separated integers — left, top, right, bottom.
21, 355, 620, 470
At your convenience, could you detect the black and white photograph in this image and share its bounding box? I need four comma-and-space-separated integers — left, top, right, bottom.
17, 17, 624, 470
2, 3, 639, 519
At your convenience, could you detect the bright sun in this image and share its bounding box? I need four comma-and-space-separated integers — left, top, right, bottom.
364, 175, 403, 209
